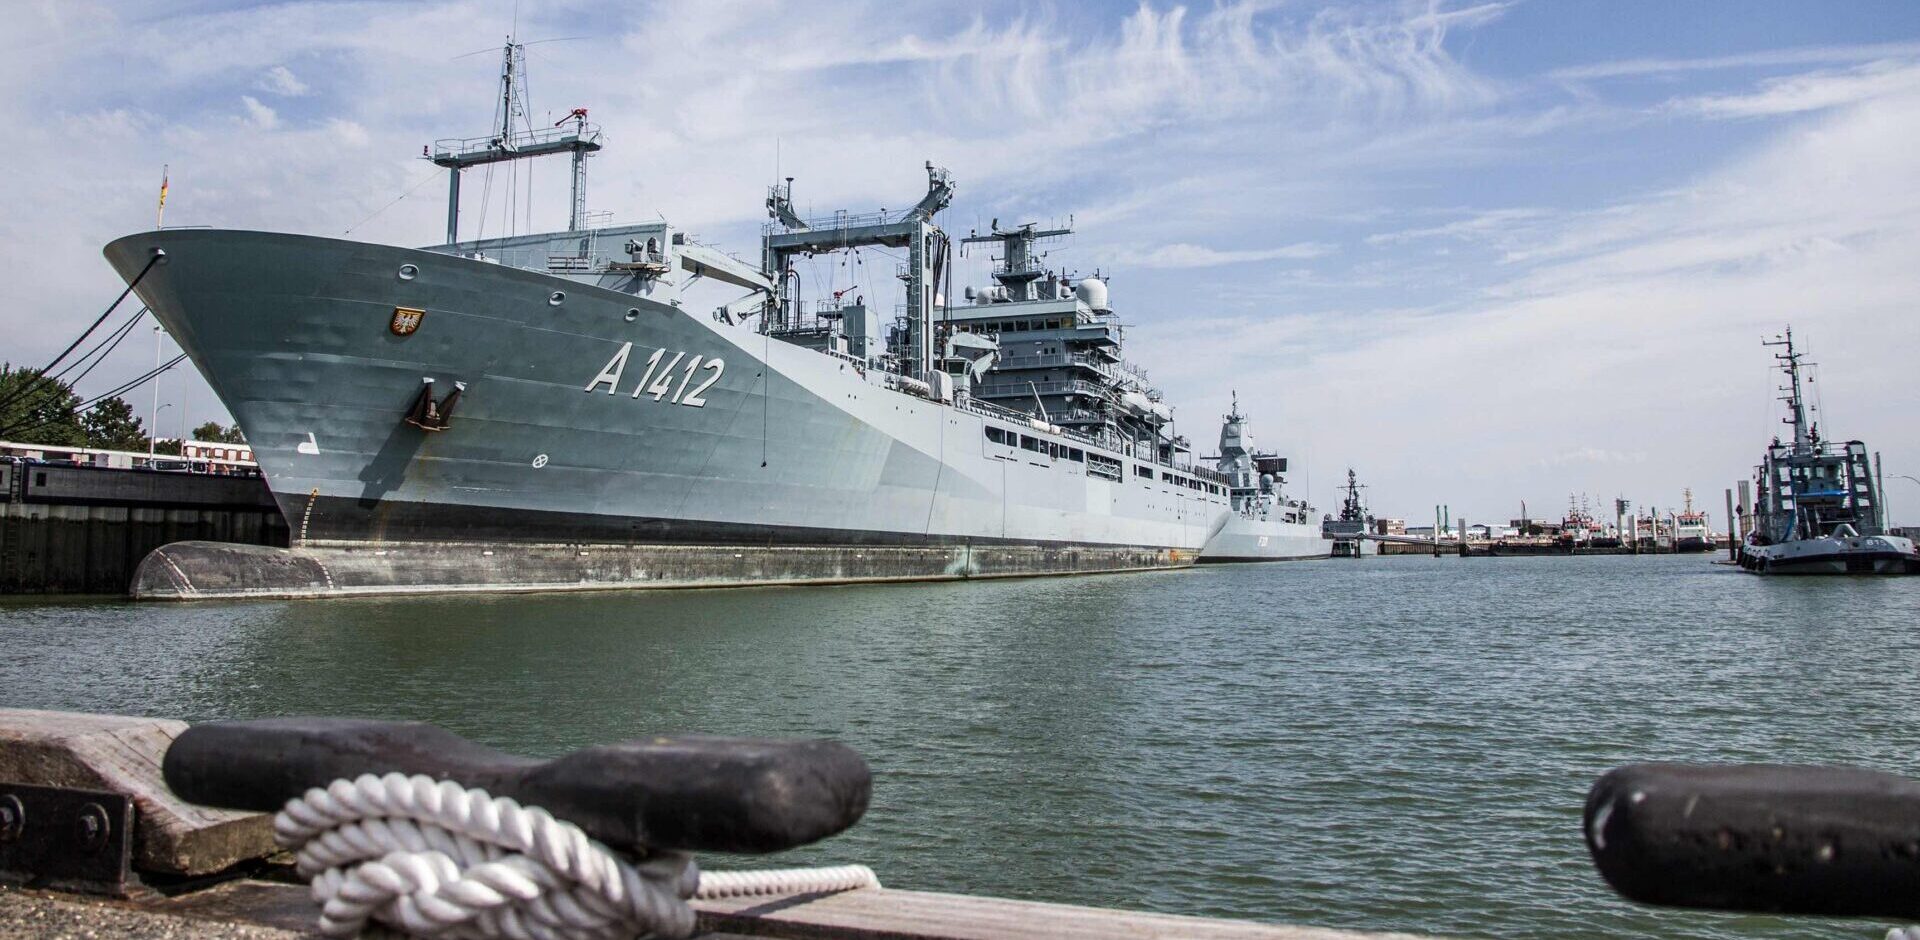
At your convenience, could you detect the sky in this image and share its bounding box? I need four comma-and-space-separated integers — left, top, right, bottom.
3, 0, 1920, 525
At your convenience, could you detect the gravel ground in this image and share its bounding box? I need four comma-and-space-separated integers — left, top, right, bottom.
0, 887, 310, 940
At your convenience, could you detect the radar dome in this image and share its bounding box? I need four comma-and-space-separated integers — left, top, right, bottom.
1075, 277, 1110, 312
1260, 473, 1275, 488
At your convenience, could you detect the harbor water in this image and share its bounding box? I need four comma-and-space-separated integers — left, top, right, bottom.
4, 555, 1918, 939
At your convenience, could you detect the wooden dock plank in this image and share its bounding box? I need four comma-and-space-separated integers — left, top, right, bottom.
0, 709, 275, 876
693, 887, 1437, 939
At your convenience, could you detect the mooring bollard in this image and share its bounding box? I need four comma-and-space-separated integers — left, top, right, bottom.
162, 717, 871, 854
0, 710, 876, 939
160, 718, 878, 936
1584, 762, 1920, 920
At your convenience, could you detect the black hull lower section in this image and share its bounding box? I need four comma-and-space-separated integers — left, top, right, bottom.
283, 494, 1150, 550
130, 539, 1194, 600
1738, 549, 1920, 575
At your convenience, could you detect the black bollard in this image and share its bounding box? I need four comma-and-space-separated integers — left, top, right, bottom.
163, 718, 870, 855
1585, 762, 1920, 919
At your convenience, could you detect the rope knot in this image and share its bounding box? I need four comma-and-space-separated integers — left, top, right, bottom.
274, 772, 878, 939
277, 772, 697, 939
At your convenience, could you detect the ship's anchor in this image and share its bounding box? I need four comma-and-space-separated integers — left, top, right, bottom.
404, 377, 465, 432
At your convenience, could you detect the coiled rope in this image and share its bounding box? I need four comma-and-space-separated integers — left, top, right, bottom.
275, 772, 880, 939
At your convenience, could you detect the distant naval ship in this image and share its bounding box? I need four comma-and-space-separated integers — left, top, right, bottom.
1197, 398, 1330, 562
105, 42, 1324, 598
1737, 327, 1917, 575
1322, 469, 1377, 558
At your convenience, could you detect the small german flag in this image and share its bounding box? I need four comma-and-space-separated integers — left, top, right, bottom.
157, 165, 169, 227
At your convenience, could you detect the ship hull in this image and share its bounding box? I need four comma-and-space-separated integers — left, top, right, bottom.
105, 230, 1228, 597
1196, 515, 1332, 563
1739, 535, 1920, 575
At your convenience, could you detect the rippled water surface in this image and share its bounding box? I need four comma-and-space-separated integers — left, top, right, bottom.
5, 555, 1920, 939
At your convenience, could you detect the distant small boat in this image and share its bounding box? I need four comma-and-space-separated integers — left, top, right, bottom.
1738, 328, 1918, 575
1672, 489, 1714, 554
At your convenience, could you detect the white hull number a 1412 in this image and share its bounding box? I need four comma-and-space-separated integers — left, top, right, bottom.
583, 342, 725, 407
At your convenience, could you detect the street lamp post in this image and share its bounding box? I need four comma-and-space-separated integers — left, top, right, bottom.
1893, 475, 1920, 532
148, 326, 164, 457
150, 403, 171, 459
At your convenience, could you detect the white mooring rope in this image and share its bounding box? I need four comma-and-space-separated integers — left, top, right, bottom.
274, 772, 880, 939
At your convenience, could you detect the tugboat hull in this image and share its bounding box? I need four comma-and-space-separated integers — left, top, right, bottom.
1740, 535, 1920, 575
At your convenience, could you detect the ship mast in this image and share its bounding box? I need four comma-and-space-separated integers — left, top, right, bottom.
1763, 326, 1811, 454
427, 40, 602, 245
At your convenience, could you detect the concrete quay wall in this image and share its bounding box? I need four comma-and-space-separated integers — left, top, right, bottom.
0, 464, 287, 594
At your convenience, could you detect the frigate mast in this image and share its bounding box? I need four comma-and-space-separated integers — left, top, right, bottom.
1339, 469, 1367, 523
962, 221, 1072, 302
427, 39, 602, 245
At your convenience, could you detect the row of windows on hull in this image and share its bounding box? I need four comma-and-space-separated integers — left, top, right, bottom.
982, 425, 1223, 496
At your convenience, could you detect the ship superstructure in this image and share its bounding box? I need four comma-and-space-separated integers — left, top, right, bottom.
1196, 398, 1329, 562
1738, 327, 1916, 575
103, 42, 1254, 599
1323, 469, 1376, 557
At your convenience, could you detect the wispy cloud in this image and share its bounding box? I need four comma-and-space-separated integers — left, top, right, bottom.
256, 64, 308, 97
1097, 242, 1340, 269
1364, 208, 1550, 247
1661, 60, 1920, 119
239, 94, 278, 128
1550, 41, 1920, 81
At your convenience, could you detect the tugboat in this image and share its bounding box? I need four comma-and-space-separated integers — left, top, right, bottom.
1323, 469, 1377, 557
1558, 495, 1608, 551
1738, 327, 1918, 575
1672, 489, 1714, 553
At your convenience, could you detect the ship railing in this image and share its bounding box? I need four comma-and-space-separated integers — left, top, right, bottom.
993, 352, 1135, 384
972, 379, 1108, 399
953, 396, 1108, 452
430, 123, 603, 161
951, 395, 1225, 485
790, 207, 908, 231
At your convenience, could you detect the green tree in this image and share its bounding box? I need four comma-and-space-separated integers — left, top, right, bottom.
0, 365, 85, 447
81, 397, 150, 451
191, 420, 246, 444
150, 437, 182, 456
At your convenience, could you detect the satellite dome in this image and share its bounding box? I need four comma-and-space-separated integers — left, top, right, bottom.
1075, 277, 1110, 312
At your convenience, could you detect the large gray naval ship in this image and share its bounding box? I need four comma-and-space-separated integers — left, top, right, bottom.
104, 43, 1327, 598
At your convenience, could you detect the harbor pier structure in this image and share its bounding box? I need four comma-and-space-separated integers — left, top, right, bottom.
0, 461, 283, 594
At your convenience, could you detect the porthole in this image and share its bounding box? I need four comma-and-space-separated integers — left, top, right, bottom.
549, 291, 566, 306
624, 308, 640, 322
397, 264, 419, 281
